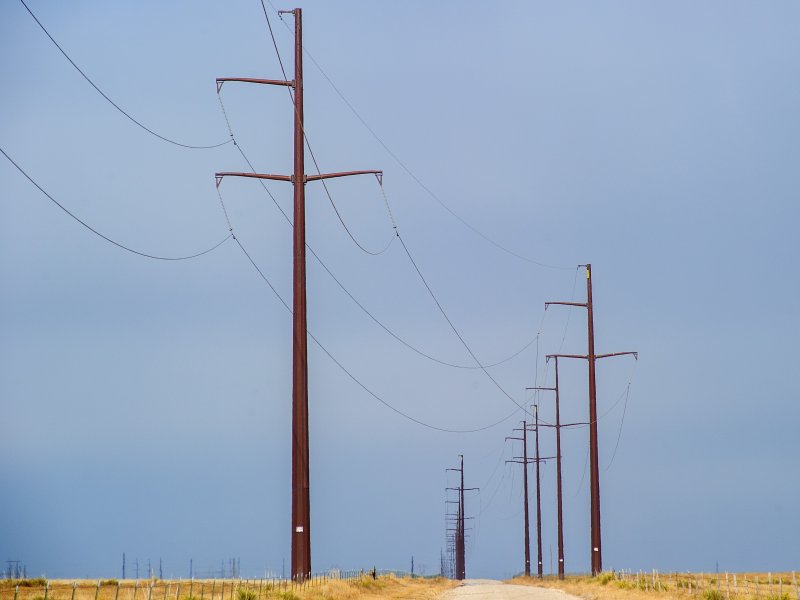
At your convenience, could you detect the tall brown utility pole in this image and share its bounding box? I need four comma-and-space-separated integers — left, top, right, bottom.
505, 422, 531, 577
532, 405, 544, 579
545, 264, 637, 576
507, 412, 553, 579
214, 9, 381, 580
446, 456, 477, 580
528, 357, 565, 579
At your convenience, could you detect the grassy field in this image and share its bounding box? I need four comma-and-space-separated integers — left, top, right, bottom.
513, 572, 799, 600
0, 575, 457, 600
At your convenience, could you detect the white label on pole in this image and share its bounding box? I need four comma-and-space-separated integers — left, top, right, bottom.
295, 526, 304, 533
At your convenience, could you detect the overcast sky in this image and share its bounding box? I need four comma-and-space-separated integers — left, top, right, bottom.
1, 0, 798, 580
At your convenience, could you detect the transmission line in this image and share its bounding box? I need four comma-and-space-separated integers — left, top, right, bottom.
263, 0, 572, 270
255, 4, 395, 256
1, 146, 232, 261
19, 0, 232, 150
230, 228, 523, 435
216, 93, 543, 371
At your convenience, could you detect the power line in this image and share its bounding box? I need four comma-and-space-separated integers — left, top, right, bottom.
19, 0, 232, 150
1, 146, 232, 260
254, 8, 566, 390
258, 4, 395, 256
396, 230, 533, 416
604, 383, 631, 471
216, 93, 543, 371
264, 0, 572, 271
231, 230, 523, 435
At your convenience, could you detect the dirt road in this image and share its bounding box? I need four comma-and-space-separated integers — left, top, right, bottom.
439, 580, 581, 600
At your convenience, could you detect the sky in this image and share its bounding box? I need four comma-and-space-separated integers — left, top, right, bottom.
1, 0, 799, 581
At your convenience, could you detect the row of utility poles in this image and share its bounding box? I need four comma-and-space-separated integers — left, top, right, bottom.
444, 455, 478, 580
504, 265, 636, 578
214, 5, 636, 580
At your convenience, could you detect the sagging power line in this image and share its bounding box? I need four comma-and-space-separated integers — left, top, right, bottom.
18, 0, 232, 149
1, 146, 233, 261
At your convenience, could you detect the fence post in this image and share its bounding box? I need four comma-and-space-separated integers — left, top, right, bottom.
726, 573, 730, 600
116, 581, 121, 600
148, 581, 153, 600
72, 582, 78, 600
770, 574, 773, 597
14, 585, 19, 600
792, 572, 798, 600
177, 581, 181, 600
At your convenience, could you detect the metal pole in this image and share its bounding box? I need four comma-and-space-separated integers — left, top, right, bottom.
534, 405, 543, 579
288, 7, 311, 581
586, 263, 602, 575
459, 455, 465, 580
554, 358, 565, 579
522, 421, 531, 577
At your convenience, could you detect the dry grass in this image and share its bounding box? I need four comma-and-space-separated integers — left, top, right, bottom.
510, 572, 799, 600
0, 576, 456, 600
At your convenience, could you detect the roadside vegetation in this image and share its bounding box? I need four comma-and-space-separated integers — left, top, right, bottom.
0, 575, 456, 600
512, 572, 798, 600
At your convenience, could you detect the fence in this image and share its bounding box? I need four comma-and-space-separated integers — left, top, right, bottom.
0, 571, 397, 600
605, 570, 799, 600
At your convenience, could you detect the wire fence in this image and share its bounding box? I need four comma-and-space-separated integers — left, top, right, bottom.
0, 571, 414, 600
602, 570, 800, 600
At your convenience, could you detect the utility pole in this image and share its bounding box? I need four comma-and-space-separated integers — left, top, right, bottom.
529, 356, 582, 579
505, 422, 531, 577
446, 455, 478, 580
533, 405, 543, 579
507, 413, 554, 579
215, 9, 381, 580
546, 263, 637, 575
122, 553, 126, 580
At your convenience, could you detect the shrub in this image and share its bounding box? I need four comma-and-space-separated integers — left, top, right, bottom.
598, 572, 615, 585
14, 579, 48, 588
101, 581, 119, 587
702, 590, 725, 600
237, 590, 256, 600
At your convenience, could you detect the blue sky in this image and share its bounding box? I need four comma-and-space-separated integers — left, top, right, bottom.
1, 0, 798, 580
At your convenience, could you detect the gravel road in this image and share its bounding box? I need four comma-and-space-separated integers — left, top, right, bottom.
439, 580, 581, 600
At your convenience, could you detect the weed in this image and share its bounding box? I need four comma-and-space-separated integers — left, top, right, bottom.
703, 590, 725, 600
101, 580, 119, 587
237, 590, 257, 600
598, 573, 615, 585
